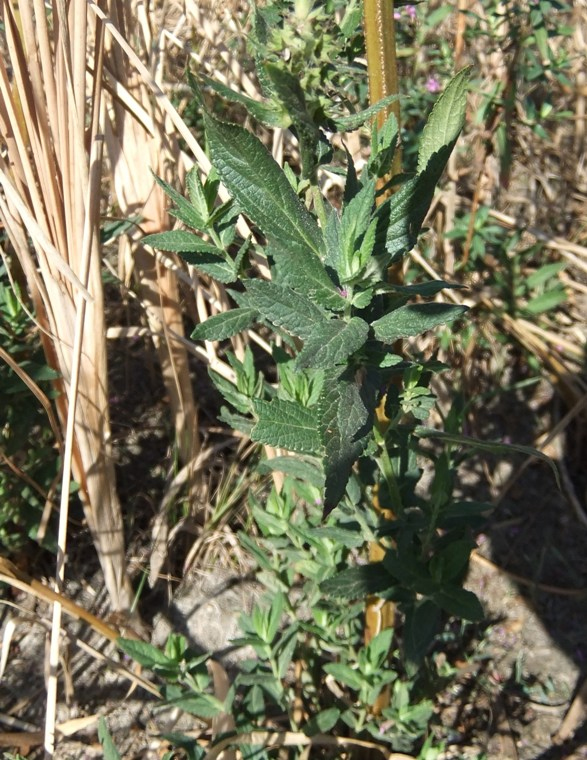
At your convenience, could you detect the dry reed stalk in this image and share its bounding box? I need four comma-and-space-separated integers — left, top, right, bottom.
99, 0, 200, 474
0, 0, 132, 617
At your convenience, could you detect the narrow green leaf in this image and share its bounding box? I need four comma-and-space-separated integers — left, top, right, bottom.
252, 398, 321, 454
143, 230, 220, 253
245, 280, 328, 340
313, 525, 364, 549
218, 407, 255, 436
417, 68, 471, 174
167, 693, 224, 719
297, 317, 369, 370
152, 173, 206, 231
200, 74, 285, 127
320, 564, 393, 598
323, 663, 363, 690
414, 427, 560, 487
143, 231, 237, 282
98, 717, 122, 760
524, 288, 567, 315
378, 280, 465, 297
372, 303, 467, 344
332, 94, 400, 132
118, 637, 171, 670
366, 628, 394, 665
203, 113, 323, 257
319, 368, 376, 512
186, 166, 209, 220
257, 456, 325, 487
191, 308, 258, 341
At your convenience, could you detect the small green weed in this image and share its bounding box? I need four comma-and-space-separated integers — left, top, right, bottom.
0, 266, 60, 554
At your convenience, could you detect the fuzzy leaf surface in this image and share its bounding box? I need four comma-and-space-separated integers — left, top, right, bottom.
252, 398, 321, 454
203, 113, 323, 257
267, 241, 344, 311
143, 230, 219, 253
191, 308, 258, 341
319, 369, 374, 512
320, 564, 393, 598
417, 68, 470, 174
245, 280, 328, 340
297, 317, 369, 370
152, 174, 206, 230
372, 303, 467, 344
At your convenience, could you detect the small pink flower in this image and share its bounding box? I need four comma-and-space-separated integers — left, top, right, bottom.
405, 4, 416, 19
393, 9, 401, 19
425, 75, 441, 94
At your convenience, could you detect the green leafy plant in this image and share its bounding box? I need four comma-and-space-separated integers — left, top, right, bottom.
136, 34, 557, 757
447, 206, 568, 318
0, 266, 60, 553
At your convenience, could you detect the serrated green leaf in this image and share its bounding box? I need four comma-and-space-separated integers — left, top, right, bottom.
320, 563, 393, 598
203, 113, 323, 257
218, 407, 255, 436
192, 308, 258, 341
372, 303, 467, 344
319, 368, 376, 512
414, 427, 560, 487
267, 241, 344, 311
245, 280, 328, 340
181, 254, 238, 284
152, 173, 207, 231
297, 317, 369, 370
186, 167, 209, 221
252, 398, 321, 454
417, 68, 471, 174
142, 230, 218, 253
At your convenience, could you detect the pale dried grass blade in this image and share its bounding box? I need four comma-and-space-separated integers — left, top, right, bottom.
0, 618, 16, 681
1, 0, 132, 630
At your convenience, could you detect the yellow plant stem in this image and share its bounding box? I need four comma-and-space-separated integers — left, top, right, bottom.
363, 0, 402, 716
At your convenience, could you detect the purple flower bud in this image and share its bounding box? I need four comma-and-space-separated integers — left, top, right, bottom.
425, 76, 441, 94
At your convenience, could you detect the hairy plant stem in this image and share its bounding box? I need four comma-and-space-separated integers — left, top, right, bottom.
363, 0, 402, 716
